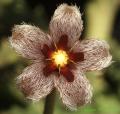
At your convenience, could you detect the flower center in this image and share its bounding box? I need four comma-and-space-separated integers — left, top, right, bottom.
51, 50, 68, 67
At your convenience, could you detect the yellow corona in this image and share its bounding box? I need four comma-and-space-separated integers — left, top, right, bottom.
52, 50, 68, 67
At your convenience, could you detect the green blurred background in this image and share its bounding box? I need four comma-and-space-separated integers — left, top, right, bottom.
0, 0, 120, 114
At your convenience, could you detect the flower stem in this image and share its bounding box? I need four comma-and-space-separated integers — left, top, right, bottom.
43, 88, 56, 114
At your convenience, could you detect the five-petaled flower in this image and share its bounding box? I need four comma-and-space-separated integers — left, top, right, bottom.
10, 4, 112, 110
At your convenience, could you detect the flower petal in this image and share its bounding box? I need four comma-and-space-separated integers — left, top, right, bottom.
10, 23, 52, 59
17, 62, 54, 101
72, 39, 112, 71
49, 4, 83, 47
54, 69, 92, 110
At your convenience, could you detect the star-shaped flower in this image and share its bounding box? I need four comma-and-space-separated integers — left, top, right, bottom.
10, 4, 112, 110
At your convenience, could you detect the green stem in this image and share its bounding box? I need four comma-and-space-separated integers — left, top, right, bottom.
43, 89, 56, 114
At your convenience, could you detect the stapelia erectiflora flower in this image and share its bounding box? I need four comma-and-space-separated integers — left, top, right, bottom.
10, 4, 112, 110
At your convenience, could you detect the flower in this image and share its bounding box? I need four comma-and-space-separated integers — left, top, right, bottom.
10, 3, 112, 110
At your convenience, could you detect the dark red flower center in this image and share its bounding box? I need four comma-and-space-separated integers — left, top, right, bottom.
41, 35, 84, 82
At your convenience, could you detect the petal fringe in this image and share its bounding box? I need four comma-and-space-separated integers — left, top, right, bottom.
72, 39, 112, 71
17, 62, 54, 101
49, 4, 83, 47
10, 23, 52, 60
54, 68, 92, 110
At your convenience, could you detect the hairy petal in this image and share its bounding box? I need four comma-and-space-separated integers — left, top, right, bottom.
10, 24, 51, 59
72, 39, 112, 71
49, 4, 83, 47
54, 69, 92, 110
17, 62, 54, 101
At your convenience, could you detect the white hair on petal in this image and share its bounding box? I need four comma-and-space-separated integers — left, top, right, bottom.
54, 68, 92, 110
16, 62, 54, 101
49, 3, 83, 47
10, 23, 52, 59
72, 39, 112, 71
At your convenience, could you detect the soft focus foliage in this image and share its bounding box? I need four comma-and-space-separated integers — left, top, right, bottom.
0, 0, 120, 114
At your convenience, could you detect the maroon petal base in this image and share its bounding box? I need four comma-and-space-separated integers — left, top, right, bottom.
57, 35, 69, 50
60, 66, 74, 82
41, 34, 84, 82
43, 62, 57, 77
69, 52, 84, 62
41, 44, 53, 58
